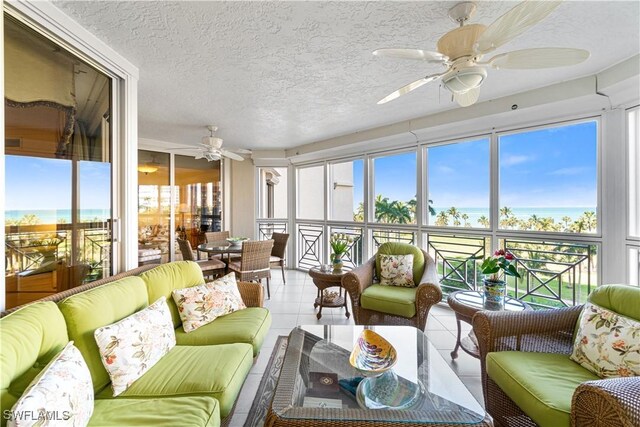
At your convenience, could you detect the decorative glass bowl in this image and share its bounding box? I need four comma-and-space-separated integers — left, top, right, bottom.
349, 329, 397, 377
226, 237, 249, 247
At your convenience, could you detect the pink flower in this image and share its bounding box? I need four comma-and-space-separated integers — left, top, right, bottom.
105, 354, 117, 365
494, 249, 505, 256
617, 367, 633, 377
505, 252, 514, 261
612, 340, 626, 350
581, 336, 588, 345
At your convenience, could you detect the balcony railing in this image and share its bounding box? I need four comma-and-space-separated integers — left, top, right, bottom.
297, 224, 324, 269
372, 229, 415, 247
427, 234, 489, 293
257, 220, 288, 240
504, 238, 597, 309
329, 226, 363, 270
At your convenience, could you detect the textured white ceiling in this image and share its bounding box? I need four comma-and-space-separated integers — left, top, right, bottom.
53, 1, 640, 150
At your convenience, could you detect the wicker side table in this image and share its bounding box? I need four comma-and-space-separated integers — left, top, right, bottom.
447, 290, 531, 359
308, 267, 350, 320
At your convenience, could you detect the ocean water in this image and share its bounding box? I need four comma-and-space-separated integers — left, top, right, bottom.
429, 207, 595, 227
5, 209, 111, 224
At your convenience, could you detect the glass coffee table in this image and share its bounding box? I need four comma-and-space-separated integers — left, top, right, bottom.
266, 325, 490, 426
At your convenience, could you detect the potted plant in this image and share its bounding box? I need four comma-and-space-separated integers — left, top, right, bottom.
329, 233, 352, 272
479, 249, 521, 309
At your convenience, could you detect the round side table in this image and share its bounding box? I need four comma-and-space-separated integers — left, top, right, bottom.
308, 267, 350, 320
447, 290, 532, 359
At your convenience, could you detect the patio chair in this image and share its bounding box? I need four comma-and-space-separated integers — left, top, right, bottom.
472, 284, 640, 427
176, 238, 226, 279
342, 242, 442, 331
204, 230, 231, 260
228, 240, 274, 299
269, 232, 289, 284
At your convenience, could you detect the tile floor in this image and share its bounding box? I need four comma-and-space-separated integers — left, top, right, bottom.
229, 269, 483, 426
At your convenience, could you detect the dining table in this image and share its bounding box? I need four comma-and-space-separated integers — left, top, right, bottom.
197, 240, 244, 264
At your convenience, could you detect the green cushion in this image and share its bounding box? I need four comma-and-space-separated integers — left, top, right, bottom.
175, 307, 272, 356
588, 284, 640, 321
487, 352, 599, 427
0, 302, 69, 427
58, 276, 149, 394
90, 396, 220, 427
139, 261, 205, 328
360, 284, 416, 318
375, 242, 425, 286
96, 344, 253, 418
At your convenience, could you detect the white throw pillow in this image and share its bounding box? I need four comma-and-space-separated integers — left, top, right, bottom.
379, 254, 415, 287
172, 272, 247, 333
570, 302, 640, 378
94, 297, 175, 396
8, 342, 93, 427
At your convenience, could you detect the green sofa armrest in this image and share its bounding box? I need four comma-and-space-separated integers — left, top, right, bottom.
571, 376, 640, 427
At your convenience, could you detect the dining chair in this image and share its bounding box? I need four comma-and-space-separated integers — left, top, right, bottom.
177, 238, 226, 279
228, 240, 274, 298
269, 232, 289, 284
203, 231, 230, 260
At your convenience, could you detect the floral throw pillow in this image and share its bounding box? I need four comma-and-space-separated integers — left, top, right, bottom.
94, 297, 176, 396
172, 272, 246, 333
570, 302, 640, 378
379, 254, 415, 287
9, 342, 93, 427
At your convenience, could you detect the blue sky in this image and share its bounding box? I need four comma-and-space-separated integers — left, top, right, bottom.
5, 155, 111, 211
350, 120, 597, 210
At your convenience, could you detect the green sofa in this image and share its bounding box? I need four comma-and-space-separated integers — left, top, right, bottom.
0, 261, 272, 427
473, 284, 640, 427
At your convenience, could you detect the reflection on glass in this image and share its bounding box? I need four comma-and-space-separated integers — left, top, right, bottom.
373, 152, 416, 224
258, 167, 288, 218
174, 155, 222, 259
499, 121, 598, 233
138, 151, 170, 265
297, 166, 324, 220
628, 109, 640, 238
428, 139, 490, 228
4, 17, 112, 309
330, 159, 363, 222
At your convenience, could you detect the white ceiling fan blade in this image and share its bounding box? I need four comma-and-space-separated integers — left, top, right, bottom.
220, 149, 244, 161
229, 148, 251, 154
377, 73, 444, 105
453, 87, 481, 107
373, 48, 448, 63
488, 48, 589, 69
475, 0, 562, 54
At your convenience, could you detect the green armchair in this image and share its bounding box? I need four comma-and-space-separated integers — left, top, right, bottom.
342, 242, 442, 331
473, 284, 640, 427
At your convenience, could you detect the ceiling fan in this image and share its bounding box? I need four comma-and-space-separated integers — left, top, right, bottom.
175, 125, 250, 162
374, 1, 590, 107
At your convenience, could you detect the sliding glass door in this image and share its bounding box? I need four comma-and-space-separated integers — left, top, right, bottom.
4, 16, 113, 308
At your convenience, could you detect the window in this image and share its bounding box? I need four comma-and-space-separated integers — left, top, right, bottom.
297, 165, 325, 220
372, 152, 416, 224
499, 121, 598, 233
4, 17, 113, 308
258, 167, 288, 219
138, 151, 170, 264
628, 108, 640, 239
427, 138, 490, 228
329, 159, 364, 222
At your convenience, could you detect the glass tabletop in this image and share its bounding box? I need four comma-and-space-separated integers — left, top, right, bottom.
197, 241, 240, 252
453, 290, 529, 311
271, 325, 486, 424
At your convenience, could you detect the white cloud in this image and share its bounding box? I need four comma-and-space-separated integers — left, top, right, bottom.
437, 165, 455, 174
501, 154, 534, 167
548, 167, 588, 176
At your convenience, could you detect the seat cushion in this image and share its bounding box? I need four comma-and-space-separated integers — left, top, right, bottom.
175, 307, 271, 356
58, 276, 149, 394
90, 396, 219, 427
139, 261, 206, 328
360, 284, 416, 318
270, 256, 282, 263
487, 352, 600, 427
96, 344, 253, 418
588, 284, 640, 321
375, 242, 425, 285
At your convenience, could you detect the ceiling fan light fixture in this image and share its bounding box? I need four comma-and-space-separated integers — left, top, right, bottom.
442, 66, 487, 93
201, 136, 224, 148
137, 163, 159, 174
203, 152, 221, 162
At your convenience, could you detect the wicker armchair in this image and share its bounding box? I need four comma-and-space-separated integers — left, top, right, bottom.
203, 231, 230, 260
228, 240, 274, 299
177, 238, 226, 278
269, 232, 289, 284
341, 243, 441, 331
472, 285, 640, 427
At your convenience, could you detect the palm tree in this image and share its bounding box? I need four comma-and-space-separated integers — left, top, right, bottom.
447, 207, 461, 227
499, 206, 513, 228
374, 195, 393, 223
461, 213, 471, 227
428, 199, 436, 216
390, 200, 412, 224
435, 211, 449, 226
478, 215, 490, 228
561, 216, 572, 232
407, 197, 417, 223
353, 202, 364, 222
581, 211, 597, 232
